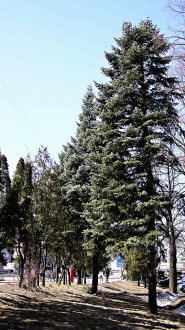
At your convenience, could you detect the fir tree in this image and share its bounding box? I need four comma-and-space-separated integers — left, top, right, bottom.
87, 20, 179, 313
0, 153, 11, 210
11, 157, 33, 287
58, 85, 98, 284
0, 152, 11, 263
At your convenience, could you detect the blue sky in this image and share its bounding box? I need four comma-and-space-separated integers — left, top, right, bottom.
0, 0, 172, 176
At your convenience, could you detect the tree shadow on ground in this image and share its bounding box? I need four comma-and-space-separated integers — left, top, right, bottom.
0, 286, 185, 330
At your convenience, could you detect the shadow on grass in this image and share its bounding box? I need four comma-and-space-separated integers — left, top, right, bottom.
0, 287, 185, 330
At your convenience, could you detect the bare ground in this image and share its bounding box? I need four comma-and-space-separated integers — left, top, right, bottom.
0, 280, 185, 330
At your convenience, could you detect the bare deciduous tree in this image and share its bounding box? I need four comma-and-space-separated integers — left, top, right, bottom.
168, 0, 185, 101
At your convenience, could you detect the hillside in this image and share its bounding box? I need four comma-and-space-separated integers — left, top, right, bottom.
0, 280, 185, 329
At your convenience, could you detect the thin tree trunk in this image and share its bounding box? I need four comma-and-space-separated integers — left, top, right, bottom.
42, 254, 47, 287
42, 271, 46, 287
68, 268, 71, 285
83, 271, 87, 285
37, 275, 40, 287
146, 162, 157, 314
56, 252, 61, 283
19, 261, 25, 288
91, 254, 99, 294
137, 273, 140, 286
77, 269, 82, 285
143, 273, 147, 288
18, 244, 26, 288
148, 243, 157, 314
62, 267, 67, 285
169, 218, 177, 293
167, 165, 177, 294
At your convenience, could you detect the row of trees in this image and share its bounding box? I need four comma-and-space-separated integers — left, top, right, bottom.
1, 7, 185, 314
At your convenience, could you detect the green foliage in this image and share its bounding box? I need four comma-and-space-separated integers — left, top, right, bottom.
83, 20, 180, 309
0, 152, 11, 260
89, 19, 179, 243
0, 153, 11, 210
57, 86, 98, 272
124, 245, 149, 279
0, 19, 182, 302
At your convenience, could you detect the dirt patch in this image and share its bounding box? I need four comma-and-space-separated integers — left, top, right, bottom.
0, 280, 185, 329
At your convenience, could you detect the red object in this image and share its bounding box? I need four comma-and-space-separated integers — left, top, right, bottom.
70, 269, 74, 283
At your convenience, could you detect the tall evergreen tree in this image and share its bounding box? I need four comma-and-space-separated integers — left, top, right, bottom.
0, 153, 11, 210
48, 160, 71, 283
0, 152, 11, 263
87, 20, 179, 313
58, 85, 98, 284
11, 157, 33, 287
74, 85, 100, 283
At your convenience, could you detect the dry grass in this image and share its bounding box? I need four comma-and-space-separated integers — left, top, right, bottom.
0, 280, 185, 329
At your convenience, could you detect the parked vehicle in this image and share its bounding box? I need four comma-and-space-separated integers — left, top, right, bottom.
178, 282, 185, 293
158, 277, 169, 287
158, 276, 183, 288
177, 276, 185, 285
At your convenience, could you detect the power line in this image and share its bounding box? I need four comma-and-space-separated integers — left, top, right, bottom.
0, 77, 44, 143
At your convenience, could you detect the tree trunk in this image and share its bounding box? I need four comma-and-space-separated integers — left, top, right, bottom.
137, 274, 140, 286
68, 268, 71, 285
65, 267, 68, 284
19, 261, 25, 288
169, 217, 177, 293
62, 268, 66, 285
42, 271, 46, 287
148, 243, 157, 314
18, 245, 26, 288
42, 254, 47, 287
56, 265, 61, 283
143, 274, 147, 288
83, 271, 87, 285
37, 274, 40, 287
77, 269, 82, 285
91, 254, 99, 294
146, 162, 157, 314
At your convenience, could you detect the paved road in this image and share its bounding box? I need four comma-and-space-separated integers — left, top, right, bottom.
84, 271, 122, 284
0, 270, 122, 285
0, 272, 19, 284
